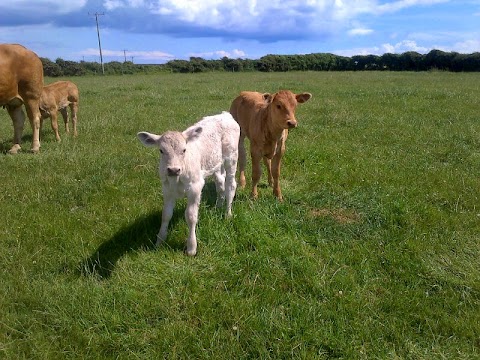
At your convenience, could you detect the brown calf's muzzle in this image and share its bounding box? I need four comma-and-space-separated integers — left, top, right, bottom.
286, 119, 298, 128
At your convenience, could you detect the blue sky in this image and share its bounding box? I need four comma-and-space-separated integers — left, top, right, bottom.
1, 0, 479, 64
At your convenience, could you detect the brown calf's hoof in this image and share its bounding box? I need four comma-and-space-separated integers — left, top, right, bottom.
8, 144, 21, 154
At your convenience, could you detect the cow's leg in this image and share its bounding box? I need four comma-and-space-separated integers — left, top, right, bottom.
185, 182, 203, 256
60, 108, 69, 134
238, 133, 247, 188
6, 105, 25, 154
70, 102, 78, 137
263, 157, 273, 186
50, 111, 61, 142
224, 156, 238, 217
24, 99, 42, 153
157, 195, 176, 246
213, 166, 226, 208
250, 149, 262, 200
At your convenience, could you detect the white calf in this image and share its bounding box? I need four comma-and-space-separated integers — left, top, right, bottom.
137, 111, 240, 256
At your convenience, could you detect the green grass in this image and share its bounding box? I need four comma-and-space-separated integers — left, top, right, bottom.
1, 71, 479, 359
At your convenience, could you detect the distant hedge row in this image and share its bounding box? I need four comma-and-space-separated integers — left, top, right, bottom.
41, 49, 480, 77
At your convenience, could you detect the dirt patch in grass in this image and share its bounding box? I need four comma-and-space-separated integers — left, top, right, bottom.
309, 208, 361, 224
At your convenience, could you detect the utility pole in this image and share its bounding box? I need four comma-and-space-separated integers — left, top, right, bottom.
90, 12, 105, 74
122, 49, 128, 63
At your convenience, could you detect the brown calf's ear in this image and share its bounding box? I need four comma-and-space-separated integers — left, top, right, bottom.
262, 93, 273, 104
296, 92, 312, 103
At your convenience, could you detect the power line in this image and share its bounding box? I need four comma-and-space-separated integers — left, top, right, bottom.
89, 12, 105, 74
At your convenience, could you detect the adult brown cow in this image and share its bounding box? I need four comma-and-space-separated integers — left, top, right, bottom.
230, 90, 312, 201
0, 44, 44, 154
40, 80, 79, 141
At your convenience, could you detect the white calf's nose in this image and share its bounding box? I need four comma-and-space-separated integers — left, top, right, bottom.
167, 167, 181, 176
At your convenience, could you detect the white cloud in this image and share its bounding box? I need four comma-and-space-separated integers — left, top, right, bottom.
449, 39, 480, 53
348, 27, 374, 36
102, 0, 452, 36
79, 48, 174, 61
2, 0, 87, 14
375, 0, 450, 14
104, 0, 146, 10
189, 49, 246, 59
384, 40, 429, 53
334, 39, 429, 56
408, 31, 480, 53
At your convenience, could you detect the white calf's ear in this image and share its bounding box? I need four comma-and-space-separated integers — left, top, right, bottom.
184, 126, 203, 143
137, 131, 161, 147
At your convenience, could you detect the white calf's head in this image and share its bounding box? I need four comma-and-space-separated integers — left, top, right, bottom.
137, 127, 203, 177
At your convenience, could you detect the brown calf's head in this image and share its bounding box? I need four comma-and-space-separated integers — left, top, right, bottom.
263, 90, 312, 130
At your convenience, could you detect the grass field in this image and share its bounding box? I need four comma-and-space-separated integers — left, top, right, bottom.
1, 71, 479, 359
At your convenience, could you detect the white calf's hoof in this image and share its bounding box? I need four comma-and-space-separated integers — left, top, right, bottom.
155, 234, 164, 247
185, 248, 197, 257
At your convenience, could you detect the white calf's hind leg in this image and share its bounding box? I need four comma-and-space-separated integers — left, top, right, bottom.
224, 157, 238, 217
214, 166, 226, 208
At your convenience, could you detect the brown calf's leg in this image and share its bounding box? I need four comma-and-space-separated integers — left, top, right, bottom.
250, 150, 262, 199
263, 157, 273, 186
60, 107, 69, 134
271, 137, 286, 201
238, 133, 247, 188
271, 153, 283, 201
50, 111, 61, 142
71, 102, 78, 137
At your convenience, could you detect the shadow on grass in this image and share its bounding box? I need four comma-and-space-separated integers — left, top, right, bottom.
0, 140, 11, 154
78, 209, 184, 279
0, 133, 53, 154
202, 179, 255, 209
202, 181, 218, 209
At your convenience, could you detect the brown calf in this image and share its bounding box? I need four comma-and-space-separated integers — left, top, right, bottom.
0, 44, 44, 154
40, 81, 79, 141
230, 90, 312, 201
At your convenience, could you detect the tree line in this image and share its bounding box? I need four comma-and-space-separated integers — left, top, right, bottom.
41, 49, 480, 77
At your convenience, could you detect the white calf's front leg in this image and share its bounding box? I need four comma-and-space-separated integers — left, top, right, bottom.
185, 182, 203, 256
157, 195, 176, 246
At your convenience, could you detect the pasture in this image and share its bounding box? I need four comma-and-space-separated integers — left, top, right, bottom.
1, 71, 479, 358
